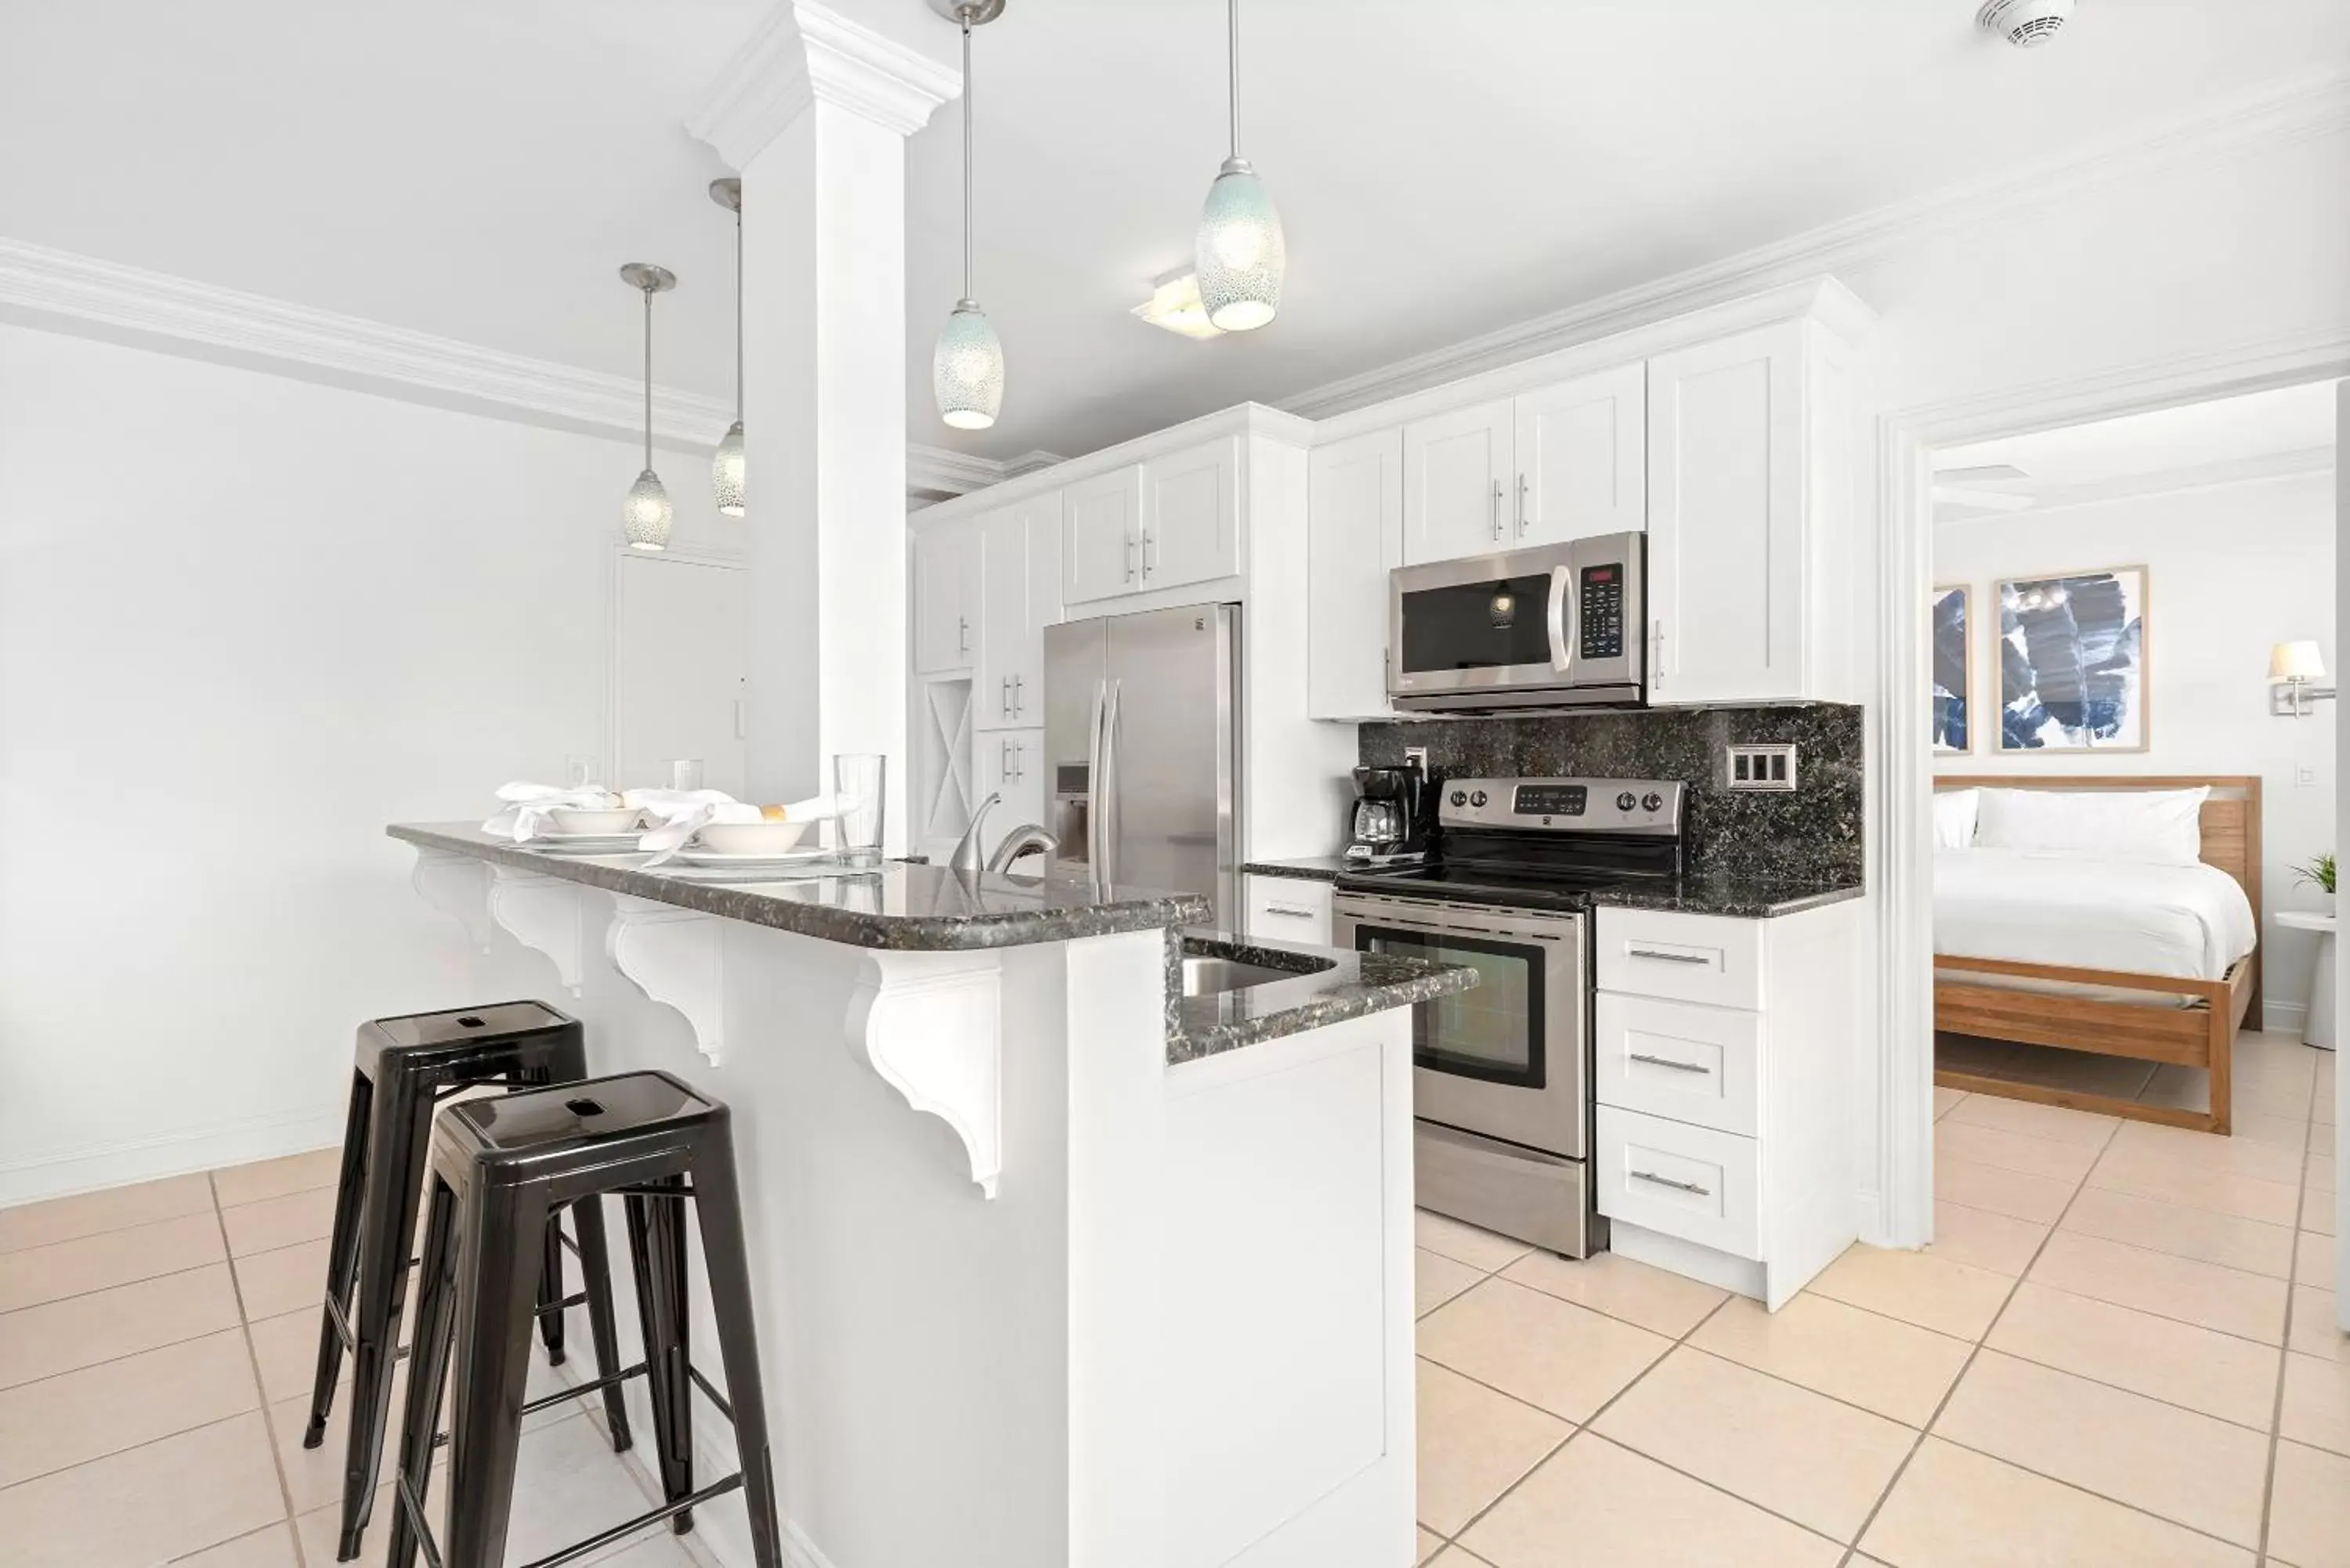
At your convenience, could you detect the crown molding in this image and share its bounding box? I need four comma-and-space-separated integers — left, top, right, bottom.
0, 235, 735, 452
906, 443, 1069, 503
1935, 444, 2335, 524
1278, 67, 2350, 422
686, 0, 959, 168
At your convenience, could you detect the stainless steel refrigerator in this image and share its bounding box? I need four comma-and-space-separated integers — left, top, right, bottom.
1044, 603, 1241, 926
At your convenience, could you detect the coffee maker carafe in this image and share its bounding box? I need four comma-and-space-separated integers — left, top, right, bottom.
1345, 764, 1434, 865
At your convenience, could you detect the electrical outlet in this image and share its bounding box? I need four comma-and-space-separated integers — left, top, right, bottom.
1404, 746, 1430, 775
2295, 762, 2319, 788
566, 754, 603, 789
1726, 742, 1799, 792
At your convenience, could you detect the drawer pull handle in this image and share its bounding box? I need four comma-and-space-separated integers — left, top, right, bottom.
1264, 904, 1318, 919
1627, 948, 1710, 965
1629, 1053, 1709, 1074
1630, 1169, 1712, 1198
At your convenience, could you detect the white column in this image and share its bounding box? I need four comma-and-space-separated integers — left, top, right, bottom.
688, 3, 956, 848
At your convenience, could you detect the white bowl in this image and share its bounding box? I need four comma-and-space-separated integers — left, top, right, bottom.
696, 820, 808, 855
549, 807, 643, 834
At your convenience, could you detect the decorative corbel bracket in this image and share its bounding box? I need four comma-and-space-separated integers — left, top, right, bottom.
845, 950, 1003, 1198
486, 865, 585, 995
606, 895, 728, 1068
410, 848, 497, 953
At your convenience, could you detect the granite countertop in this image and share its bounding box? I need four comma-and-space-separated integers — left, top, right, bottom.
390, 822, 1209, 952
1588, 873, 1864, 919
1166, 929, 1479, 1063
1238, 855, 1354, 883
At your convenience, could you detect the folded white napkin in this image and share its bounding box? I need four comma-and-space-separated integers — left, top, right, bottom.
483, 782, 624, 842
627, 789, 847, 865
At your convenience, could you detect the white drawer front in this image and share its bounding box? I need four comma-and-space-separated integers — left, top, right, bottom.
1595, 992, 1761, 1136
1595, 1106, 1762, 1261
1596, 907, 1763, 1010
1246, 876, 1334, 947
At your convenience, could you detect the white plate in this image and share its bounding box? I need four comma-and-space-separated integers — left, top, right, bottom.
673, 847, 833, 869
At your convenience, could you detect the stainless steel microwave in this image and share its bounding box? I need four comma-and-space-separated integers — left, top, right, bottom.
1386, 533, 1646, 711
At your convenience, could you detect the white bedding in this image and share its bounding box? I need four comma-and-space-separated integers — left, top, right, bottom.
1934, 848, 2258, 985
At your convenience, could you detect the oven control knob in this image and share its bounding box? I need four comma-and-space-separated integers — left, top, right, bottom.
1616, 791, 1637, 811
1469, 789, 1488, 807
1449, 789, 1466, 807
1642, 792, 1664, 812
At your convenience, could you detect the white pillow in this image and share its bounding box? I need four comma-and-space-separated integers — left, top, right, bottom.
1932, 789, 1979, 851
1974, 786, 2210, 865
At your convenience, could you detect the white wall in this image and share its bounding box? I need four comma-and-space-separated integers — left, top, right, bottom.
0, 322, 738, 1204
1933, 471, 2337, 1024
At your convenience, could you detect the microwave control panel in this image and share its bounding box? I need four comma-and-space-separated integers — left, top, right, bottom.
1579, 564, 1625, 659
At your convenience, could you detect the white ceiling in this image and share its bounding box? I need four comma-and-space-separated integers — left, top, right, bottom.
4, 2, 2348, 464
1932, 380, 2339, 522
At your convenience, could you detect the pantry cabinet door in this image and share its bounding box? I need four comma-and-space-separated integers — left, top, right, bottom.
913, 516, 978, 675
1307, 428, 1402, 720
977, 728, 1047, 863
1401, 399, 1513, 565
974, 505, 1025, 732
1515, 360, 1646, 547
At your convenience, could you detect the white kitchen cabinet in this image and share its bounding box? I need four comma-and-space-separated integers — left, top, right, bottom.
1306, 428, 1402, 721
1645, 320, 1850, 706
913, 515, 979, 675
1593, 901, 1861, 1310
1401, 399, 1513, 565
1246, 876, 1334, 948
1515, 361, 1646, 547
976, 493, 1061, 732
1141, 436, 1242, 591
977, 727, 1047, 863
1064, 464, 1144, 605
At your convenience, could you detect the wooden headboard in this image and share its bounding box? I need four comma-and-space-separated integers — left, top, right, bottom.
1933, 775, 2264, 919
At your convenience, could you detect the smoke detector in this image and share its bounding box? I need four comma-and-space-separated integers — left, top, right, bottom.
1978, 0, 2075, 47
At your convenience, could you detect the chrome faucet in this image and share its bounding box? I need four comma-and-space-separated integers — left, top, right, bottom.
946, 793, 1002, 875
987, 824, 1058, 876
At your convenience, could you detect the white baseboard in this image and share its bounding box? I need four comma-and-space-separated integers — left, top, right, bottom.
0, 1104, 344, 1209
2264, 1000, 2309, 1035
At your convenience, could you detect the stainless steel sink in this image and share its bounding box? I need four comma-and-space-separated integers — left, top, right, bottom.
1180, 955, 1296, 997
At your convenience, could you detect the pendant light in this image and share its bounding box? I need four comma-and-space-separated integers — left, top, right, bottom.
619, 262, 677, 551
930, 0, 1006, 431
1195, 0, 1284, 331
709, 179, 746, 517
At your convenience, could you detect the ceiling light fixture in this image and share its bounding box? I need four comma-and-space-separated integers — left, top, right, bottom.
709, 178, 746, 518
1195, 0, 1283, 332
1131, 267, 1225, 340
931, 0, 1007, 432
619, 262, 678, 551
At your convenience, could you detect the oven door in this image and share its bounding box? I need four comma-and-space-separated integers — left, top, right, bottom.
1332, 891, 1588, 1159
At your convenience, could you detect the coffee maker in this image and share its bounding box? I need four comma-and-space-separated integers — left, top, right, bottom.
1345, 763, 1435, 865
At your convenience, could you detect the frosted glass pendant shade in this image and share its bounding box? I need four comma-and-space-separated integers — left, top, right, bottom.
934, 300, 1004, 431
1196, 158, 1284, 332
713, 421, 746, 517
624, 468, 674, 551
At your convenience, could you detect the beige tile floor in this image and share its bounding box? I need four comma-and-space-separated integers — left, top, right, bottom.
1415, 1031, 2347, 1568
0, 1148, 706, 1568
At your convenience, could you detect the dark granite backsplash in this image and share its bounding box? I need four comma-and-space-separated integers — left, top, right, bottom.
1358, 704, 1864, 882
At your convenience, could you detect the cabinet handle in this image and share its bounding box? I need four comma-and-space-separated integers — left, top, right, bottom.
1264, 903, 1318, 919
1490, 480, 1503, 540
1628, 948, 1710, 965
1629, 1053, 1710, 1074
1142, 526, 1157, 577
1516, 472, 1529, 534
959, 616, 970, 655
1011, 740, 1022, 782
1651, 619, 1665, 688
1001, 676, 1012, 718
1012, 674, 1023, 716
1630, 1170, 1712, 1198
1126, 533, 1138, 583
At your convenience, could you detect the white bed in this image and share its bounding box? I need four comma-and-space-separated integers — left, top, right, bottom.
1935, 848, 2258, 1004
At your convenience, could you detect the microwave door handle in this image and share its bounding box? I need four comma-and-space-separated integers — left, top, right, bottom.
1547, 564, 1574, 674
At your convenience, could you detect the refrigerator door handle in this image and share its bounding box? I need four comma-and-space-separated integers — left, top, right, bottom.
1101, 678, 1123, 884
1086, 679, 1106, 874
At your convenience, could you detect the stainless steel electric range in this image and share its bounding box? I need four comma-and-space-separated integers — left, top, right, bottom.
1331, 776, 1687, 1258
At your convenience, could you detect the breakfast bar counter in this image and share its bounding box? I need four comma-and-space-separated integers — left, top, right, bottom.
391, 820, 1449, 1568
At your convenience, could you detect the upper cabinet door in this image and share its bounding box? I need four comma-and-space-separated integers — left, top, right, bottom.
1064, 464, 1143, 605
1645, 323, 1807, 706
1515, 361, 1647, 547
913, 516, 978, 675
1012, 490, 1061, 725
1140, 437, 1241, 591
1402, 399, 1513, 565
1307, 428, 1402, 721
974, 504, 1025, 732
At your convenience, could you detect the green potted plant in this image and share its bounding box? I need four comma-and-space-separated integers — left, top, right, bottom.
2294, 851, 2337, 916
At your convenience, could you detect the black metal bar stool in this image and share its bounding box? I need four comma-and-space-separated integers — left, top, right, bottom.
386, 1071, 782, 1568
303, 1002, 634, 1561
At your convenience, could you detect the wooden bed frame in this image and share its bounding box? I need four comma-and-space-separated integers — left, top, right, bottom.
1932, 775, 2262, 1135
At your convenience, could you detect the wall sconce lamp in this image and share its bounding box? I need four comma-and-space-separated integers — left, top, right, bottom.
2270, 641, 2337, 717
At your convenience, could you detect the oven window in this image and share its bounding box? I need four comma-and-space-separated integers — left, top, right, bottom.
1397, 574, 1553, 675
1357, 927, 1545, 1088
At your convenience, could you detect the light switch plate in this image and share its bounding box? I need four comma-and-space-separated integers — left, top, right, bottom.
1726, 743, 1799, 792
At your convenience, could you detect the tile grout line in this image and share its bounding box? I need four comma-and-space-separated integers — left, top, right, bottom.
2254, 1073, 2323, 1566
212, 1167, 313, 1568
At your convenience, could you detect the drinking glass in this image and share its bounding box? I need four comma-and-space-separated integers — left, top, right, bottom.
668, 758, 705, 792
833, 753, 886, 864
